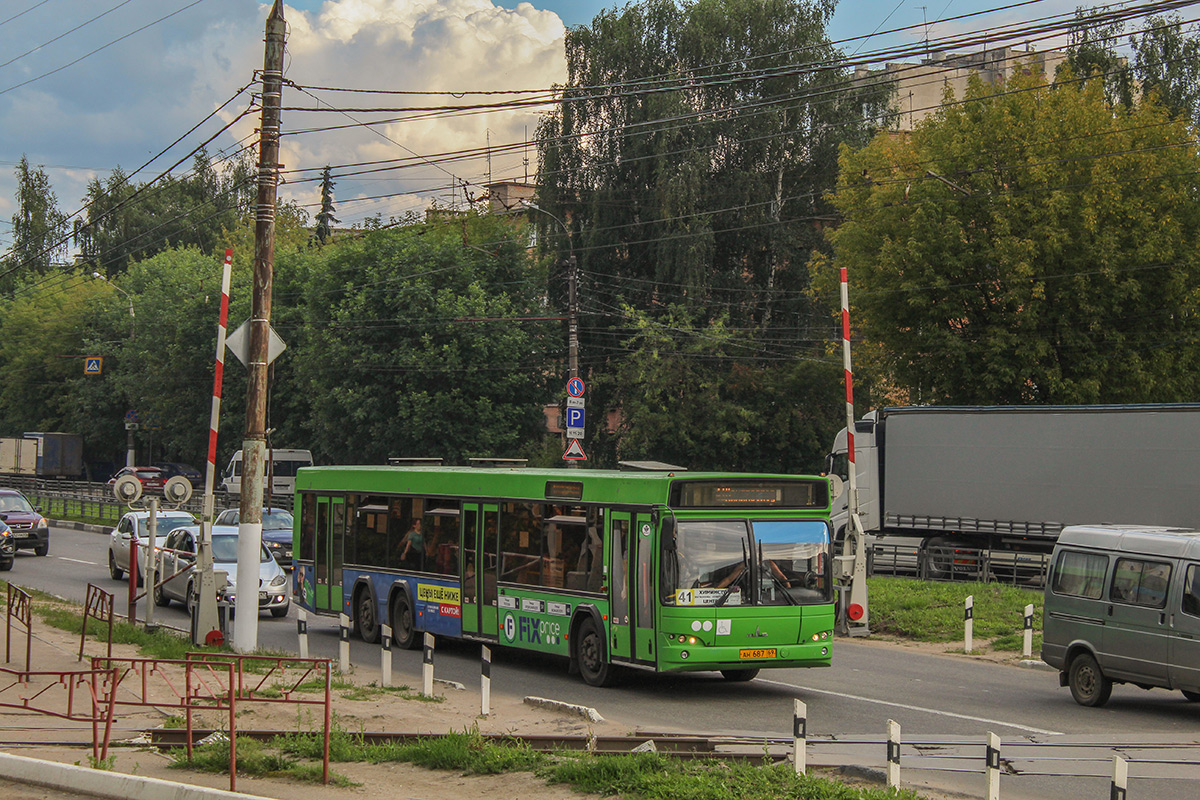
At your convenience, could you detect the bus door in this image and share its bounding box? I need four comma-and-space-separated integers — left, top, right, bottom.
608, 512, 656, 664
314, 496, 344, 613
461, 504, 480, 635
480, 504, 499, 637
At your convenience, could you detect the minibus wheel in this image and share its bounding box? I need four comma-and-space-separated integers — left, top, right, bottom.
1068, 652, 1112, 707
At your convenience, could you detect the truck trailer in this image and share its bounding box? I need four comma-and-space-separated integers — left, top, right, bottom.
0, 433, 84, 478
0, 437, 38, 476
827, 405, 1200, 570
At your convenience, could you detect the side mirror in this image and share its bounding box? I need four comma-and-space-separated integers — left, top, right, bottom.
828, 474, 845, 502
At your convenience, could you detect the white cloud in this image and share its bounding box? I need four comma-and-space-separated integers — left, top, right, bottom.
0, 0, 565, 253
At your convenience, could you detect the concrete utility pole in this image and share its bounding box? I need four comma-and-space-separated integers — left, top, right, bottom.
235, 0, 285, 653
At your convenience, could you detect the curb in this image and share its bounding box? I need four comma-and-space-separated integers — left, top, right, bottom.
0, 751, 277, 800
50, 519, 110, 535
1018, 659, 1055, 672
523, 696, 604, 723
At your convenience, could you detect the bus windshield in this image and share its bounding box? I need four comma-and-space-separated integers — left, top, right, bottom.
665, 519, 831, 607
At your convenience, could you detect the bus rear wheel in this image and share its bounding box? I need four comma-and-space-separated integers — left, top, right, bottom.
720, 668, 760, 682
576, 617, 616, 687
391, 593, 418, 650
356, 586, 380, 644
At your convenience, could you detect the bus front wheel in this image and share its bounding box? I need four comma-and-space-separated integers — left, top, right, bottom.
391, 593, 418, 650
720, 668, 760, 682
576, 617, 616, 687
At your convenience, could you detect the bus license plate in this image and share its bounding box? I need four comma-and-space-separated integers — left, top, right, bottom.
739, 648, 777, 660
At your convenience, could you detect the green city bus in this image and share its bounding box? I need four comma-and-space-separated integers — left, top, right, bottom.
293, 466, 836, 686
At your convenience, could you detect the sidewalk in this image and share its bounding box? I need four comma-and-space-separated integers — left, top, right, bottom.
0, 596, 611, 800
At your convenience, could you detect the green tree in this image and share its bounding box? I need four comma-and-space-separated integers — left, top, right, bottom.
534, 0, 881, 469
1064, 12, 1200, 125
604, 305, 846, 471
818, 70, 1200, 404
0, 271, 101, 434
74, 148, 254, 277
5, 156, 67, 285
288, 213, 554, 464
314, 166, 339, 245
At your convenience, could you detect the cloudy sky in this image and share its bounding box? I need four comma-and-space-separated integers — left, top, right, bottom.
0, 0, 1084, 255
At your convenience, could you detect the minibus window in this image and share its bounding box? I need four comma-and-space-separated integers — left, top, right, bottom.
1050, 550, 1107, 599
1110, 558, 1171, 609
1183, 565, 1200, 618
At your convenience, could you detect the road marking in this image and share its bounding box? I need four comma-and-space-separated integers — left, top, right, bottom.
756, 678, 1063, 735
55, 557, 96, 565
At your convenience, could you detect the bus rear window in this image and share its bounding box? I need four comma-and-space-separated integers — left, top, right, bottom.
669, 480, 827, 509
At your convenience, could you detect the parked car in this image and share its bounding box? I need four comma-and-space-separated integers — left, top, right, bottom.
0, 488, 49, 556
0, 519, 15, 571
154, 462, 204, 488
107, 466, 167, 492
153, 524, 289, 618
108, 509, 197, 581
213, 507, 294, 568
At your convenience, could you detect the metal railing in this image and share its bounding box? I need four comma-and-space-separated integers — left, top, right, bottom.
870, 542, 1050, 586
3, 476, 294, 526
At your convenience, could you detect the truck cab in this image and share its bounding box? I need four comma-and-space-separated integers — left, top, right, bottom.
827, 411, 881, 544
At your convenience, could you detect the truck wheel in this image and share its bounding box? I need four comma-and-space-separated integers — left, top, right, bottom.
1068, 652, 1112, 707
108, 552, 124, 581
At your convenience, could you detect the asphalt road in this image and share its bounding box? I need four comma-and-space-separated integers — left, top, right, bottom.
10, 524, 1200, 800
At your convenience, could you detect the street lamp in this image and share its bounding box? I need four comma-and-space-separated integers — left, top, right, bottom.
92, 272, 135, 337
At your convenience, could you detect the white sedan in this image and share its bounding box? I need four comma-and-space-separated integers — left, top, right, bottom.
153, 524, 290, 618
107, 510, 197, 581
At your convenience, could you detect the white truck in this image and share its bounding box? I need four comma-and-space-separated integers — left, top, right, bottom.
827, 405, 1200, 576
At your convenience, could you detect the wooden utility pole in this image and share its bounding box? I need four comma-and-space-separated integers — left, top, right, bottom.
235, 0, 285, 652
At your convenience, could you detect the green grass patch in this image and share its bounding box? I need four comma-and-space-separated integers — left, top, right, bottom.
270, 728, 929, 799
866, 577, 1042, 645
546, 753, 925, 799
169, 735, 354, 786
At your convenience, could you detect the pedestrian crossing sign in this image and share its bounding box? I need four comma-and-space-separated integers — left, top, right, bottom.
84, 357, 103, 375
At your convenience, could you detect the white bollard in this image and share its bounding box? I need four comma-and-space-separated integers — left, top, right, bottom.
886, 719, 900, 789
381, 624, 393, 688
422, 632, 434, 697
339, 613, 351, 673
1023, 604, 1034, 659
297, 608, 309, 659
1111, 755, 1128, 800
481, 645, 492, 717
792, 699, 807, 775
965, 595, 974, 654
985, 732, 1001, 800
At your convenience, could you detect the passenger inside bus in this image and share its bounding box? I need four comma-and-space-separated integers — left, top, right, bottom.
398, 519, 423, 568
